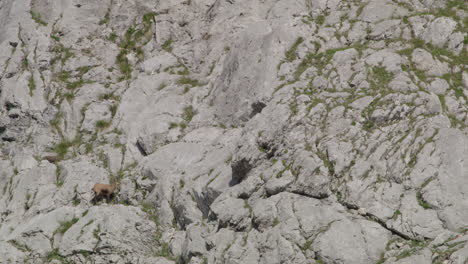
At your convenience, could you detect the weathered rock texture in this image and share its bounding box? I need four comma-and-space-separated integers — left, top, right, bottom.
0, 0, 467, 263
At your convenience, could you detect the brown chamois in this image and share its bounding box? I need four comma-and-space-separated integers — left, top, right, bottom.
92, 183, 119, 203
42, 155, 61, 163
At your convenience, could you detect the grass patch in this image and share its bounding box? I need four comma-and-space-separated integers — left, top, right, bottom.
56, 218, 79, 234
155, 242, 174, 260
95, 120, 111, 130
316, 15, 325, 25
66, 79, 89, 90
392, 210, 402, 219
272, 217, 280, 227
182, 106, 196, 123
99, 93, 120, 101
437, 94, 446, 111
116, 50, 132, 80
285, 37, 304, 62
416, 191, 432, 209
46, 248, 67, 262
28, 75, 35, 96
63, 92, 75, 102
141, 202, 159, 226
115, 13, 156, 80
162, 39, 173, 52
51, 44, 74, 66
108, 32, 118, 42
49, 112, 63, 132
53, 140, 72, 158
30, 11, 47, 26
177, 77, 202, 89
158, 83, 167, 90
99, 10, 110, 25
21, 58, 29, 69
50, 34, 60, 41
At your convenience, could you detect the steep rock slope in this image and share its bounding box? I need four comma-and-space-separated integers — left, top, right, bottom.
0, 0, 466, 263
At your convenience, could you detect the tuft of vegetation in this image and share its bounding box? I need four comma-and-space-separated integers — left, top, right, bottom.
30, 11, 47, 26
56, 218, 79, 234
285, 37, 304, 62
158, 83, 167, 90
108, 32, 118, 42
50, 34, 60, 41
141, 202, 159, 226
371, 66, 394, 87
115, 13, 157, 80
51, 44, 74, 66
416, 191, 432, 209
95, 120, 111, 130
392, 210, 402, 219
99, 11, 110, 25
177, 77, 202, 89
99, 93, 120, 101
21, 58, 29, 69
50, 111, 63, 133
162, 39, 173, 52
46, 248, 67, 262
63, 92, 75, 102
272, 217, 280, 227
28, 75, 36, 96
92, 224, 101, 241
53, 140, 72, 158
116, 51, 132, 80
316, 15, 325, 25
155, 242, 174, 260
182, 106, 196, 123
142, 12, 157, 24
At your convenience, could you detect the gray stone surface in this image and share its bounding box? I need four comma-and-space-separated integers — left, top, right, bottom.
0, 0, 466, 263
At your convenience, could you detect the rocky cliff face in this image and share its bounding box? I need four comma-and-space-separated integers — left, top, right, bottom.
0, 0, 467, 263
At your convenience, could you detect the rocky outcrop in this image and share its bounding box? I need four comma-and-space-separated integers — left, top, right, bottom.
0, 0, 466, 263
